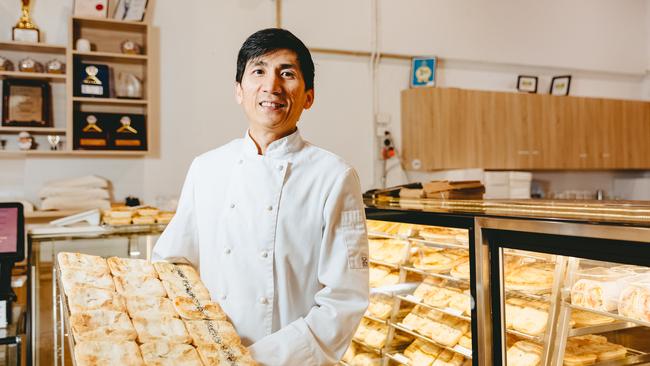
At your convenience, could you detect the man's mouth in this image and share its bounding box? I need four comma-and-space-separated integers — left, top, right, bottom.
259, 101, 286, 109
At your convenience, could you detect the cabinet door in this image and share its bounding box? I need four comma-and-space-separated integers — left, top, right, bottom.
528, 94, 560, 169
621, 100, 650, 169
480, 92, 529, 169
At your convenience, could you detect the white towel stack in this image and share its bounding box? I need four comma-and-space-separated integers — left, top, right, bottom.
484, 171, 532, 199
40, 175, 111, 211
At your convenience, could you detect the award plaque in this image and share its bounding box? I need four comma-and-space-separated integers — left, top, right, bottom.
12, 0, 40, 43
110, 114, 147, 150
73, 112, 109, 150
2, 79, 51, 127
74, 61, 111, 98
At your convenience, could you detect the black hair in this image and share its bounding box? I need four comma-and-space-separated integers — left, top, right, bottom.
236, 28, 314, 90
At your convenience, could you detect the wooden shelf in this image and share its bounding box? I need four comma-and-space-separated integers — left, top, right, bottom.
0, 70, 67, 81
0, 127, 66, 135
73, 97, 148, 105
0, 150, 147, 158
72, 16, 147, 29
0, 41, 66, 53
72, 50, 147, 61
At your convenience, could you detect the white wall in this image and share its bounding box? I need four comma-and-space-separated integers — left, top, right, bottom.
1, 0, 650, 206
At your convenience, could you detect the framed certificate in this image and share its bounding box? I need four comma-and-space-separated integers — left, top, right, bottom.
2, 79, 52, 127
410, 57, 436, 88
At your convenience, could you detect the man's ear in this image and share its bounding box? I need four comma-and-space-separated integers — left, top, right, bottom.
235, 82, 243, 104
303, 89, 314, 110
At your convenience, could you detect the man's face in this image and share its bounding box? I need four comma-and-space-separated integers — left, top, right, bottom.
236, 49, 314, 136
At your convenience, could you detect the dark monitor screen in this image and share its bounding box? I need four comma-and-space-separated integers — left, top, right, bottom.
0, 203, 24, 261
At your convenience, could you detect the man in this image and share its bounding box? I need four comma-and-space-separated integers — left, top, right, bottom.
152, 28, 369, 365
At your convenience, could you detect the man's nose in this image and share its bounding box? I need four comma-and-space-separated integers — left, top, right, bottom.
262, 72, 281, 94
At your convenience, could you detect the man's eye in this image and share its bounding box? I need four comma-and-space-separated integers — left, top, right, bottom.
281, 71, 295, 78
252, 69, 264, 75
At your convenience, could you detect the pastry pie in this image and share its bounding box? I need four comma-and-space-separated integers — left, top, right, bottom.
184, 320, 241, 347
173, 296, 228, 320
197, 343, 258, 366
75, 340, 144, 366
506, 341, 542, 366
140, 341, 203, 366
68, 286, 125, 314
71, 310, 137, 342
114, 275, 166, 298
132, 314, 192, 344
57, 252, 109, 275
125, 296, 178, 319
154, 262, 202, 284
350, 353, 381, 366
450, 257, 470, 280
432, 349, 465, 366
108, 257, 157, 277
61, 269, 115, 296
162, 278, 212, 301
505, 262, 555, 294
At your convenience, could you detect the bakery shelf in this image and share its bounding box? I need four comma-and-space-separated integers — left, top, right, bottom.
506, 328, 544, 344
368, 231, 406, 240
0, 41, 67, 53
401, 265, 470, 284
72, 50, 148, 62
364, 314, 389, 325
567, 303, 650, 329
503, 249, 554, 262
569, 321, 640, 337
505, 289, 551, 303
396, 294, 471, 322
0, 70, 67, 81
0, 127, 66, 134
410, 237, 469, 250
385, 352, 411, 365
390, 322, 472, 359
351, 338, 383, 356
369, 258, 400, 269
370, 283, 418, 297
339, 361, 351, 366
72, 96, 148, 105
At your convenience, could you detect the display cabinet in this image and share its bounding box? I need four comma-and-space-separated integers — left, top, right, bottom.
354, 198, 650, 366
476, 217, 650, 366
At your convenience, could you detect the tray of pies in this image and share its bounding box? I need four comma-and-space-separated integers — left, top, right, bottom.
55, 252, 257, 366
102, 205, 174, 226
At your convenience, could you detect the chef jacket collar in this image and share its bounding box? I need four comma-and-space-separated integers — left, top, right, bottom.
243, 128, 305, 158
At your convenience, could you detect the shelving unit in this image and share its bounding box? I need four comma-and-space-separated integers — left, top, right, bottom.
0, 11, 156, 157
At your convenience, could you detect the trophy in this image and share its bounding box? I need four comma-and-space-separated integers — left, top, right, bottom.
12, 0, 40, 43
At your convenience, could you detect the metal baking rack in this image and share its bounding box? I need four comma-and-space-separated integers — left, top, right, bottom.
369, 259, 401, 269
384, 352, 410, 365
409, 237, 469, 251
395, 294, 471, 322
363, 314, 390, 325
401, 265, 470, 285
351, 338, 384, 356
389, 322, 472, 360
505, 328, 545, 344
53, 262, 77, 366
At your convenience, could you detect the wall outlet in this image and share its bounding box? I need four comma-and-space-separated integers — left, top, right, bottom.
375, 113, 391, 124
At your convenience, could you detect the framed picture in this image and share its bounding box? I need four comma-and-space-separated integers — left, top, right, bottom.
73, 0, 109, 18
2, 79, 52, 127
517, 75, 538, 93
410, 57, 436, 87
113, 0, 148, 21
550, 75, 571, 96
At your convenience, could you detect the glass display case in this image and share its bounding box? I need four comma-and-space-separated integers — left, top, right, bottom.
477, 217, 650, 366
341, 209, 476, 366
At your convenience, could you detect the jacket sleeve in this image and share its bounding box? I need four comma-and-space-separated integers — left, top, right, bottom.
249, 168, 370, 365
151, 159, 200, 266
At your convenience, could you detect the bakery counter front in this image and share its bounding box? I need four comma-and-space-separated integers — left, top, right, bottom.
359, 199, 650, 366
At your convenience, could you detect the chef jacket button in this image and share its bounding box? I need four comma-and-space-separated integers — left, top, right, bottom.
221, 294, 227, 300
238, 159, 243, 164
224, 248, 231, 255
278, 165, 284, 171
260, 251, 268, 258
230, 203, 235, 209
260, 297, 269, 305
267, 205, 273, 211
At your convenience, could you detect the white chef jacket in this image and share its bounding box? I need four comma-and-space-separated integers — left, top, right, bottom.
152, 129, 369, 365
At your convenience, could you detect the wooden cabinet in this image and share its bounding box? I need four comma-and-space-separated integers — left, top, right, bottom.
401, 87, 650, 171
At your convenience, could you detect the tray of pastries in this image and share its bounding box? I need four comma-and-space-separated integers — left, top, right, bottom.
102, 206, 174, 226
56, 252, 257, 366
